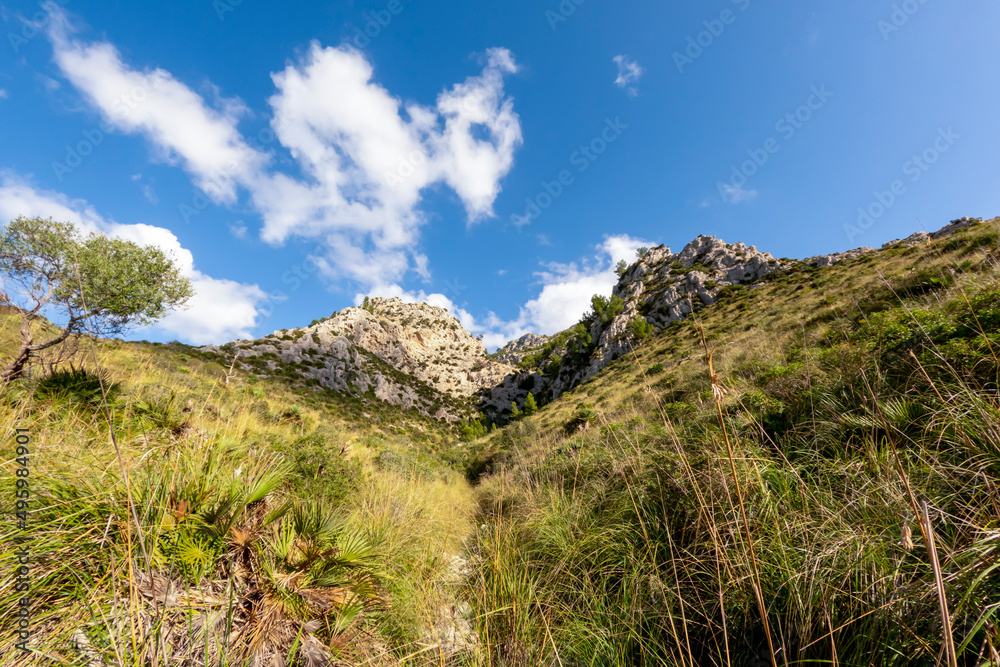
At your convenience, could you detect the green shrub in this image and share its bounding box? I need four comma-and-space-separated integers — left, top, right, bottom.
629, 316, 654, 341
564, 404, 597, 433
274, 433, 366, 504
33, 368, 119, 408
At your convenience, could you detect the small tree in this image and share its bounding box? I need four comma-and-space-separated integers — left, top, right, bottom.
629, 316, 654, 342
636, 247, 650, 259
545, 354, 562, 380
510, 401, 522, 421
589, 294, 624, 326
523, 392, 538, 416
615, 259, 629, 277
0, 216, 193, 383
459, 416, 488, 441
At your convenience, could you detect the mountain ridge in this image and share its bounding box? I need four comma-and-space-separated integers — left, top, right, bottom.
206, 217, 985, 421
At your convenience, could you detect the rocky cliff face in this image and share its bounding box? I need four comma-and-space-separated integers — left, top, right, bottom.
481, 234, 786, 411
492, 334, 551, 366
203, 297, 515, 421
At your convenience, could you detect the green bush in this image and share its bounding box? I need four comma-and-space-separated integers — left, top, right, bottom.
274, 433, 366, 504
564, 404, 597, 433
33, 368, 119, 409
629, 316, 654, 341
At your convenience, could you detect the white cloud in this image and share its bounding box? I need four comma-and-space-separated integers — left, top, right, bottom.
47, 12, 267, 204
41, 10, 528, 342
141, 184, 158, 204
228, 220, 248, 239
719, 183, 758, 204
613, 55, 643, 98
254, 43, 522, 289
0, 89, 8, 99
0, 174, 268, 344
45, 11, 523, 297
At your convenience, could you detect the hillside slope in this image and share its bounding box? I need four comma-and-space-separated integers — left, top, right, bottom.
3, 215, 999, 667
453, 216, 1000, 666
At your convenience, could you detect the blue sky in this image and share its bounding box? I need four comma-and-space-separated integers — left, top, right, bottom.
1, 0, 997, 348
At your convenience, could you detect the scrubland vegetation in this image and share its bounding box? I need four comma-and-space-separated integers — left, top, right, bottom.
3, 219, 1000, 666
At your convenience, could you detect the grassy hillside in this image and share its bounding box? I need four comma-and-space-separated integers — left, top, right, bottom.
455, 219, 1000, 666
0, 321, 479, 665
3, 218, 1000, 666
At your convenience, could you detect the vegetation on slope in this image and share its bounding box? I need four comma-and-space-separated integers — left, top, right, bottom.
455, 219, 1000, 666
3, 218, 1000, 666
0, 319, 477, 666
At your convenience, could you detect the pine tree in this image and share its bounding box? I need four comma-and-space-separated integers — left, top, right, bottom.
510, 401, 522, 420
524, 392, 538, 416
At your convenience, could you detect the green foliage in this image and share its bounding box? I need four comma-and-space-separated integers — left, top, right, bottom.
615, 259, 629, 277
33, 367, 119, 408
361, 296, 376, 314
523, 392, 538, 415
628, 316, 654, 341
0, 216, 193, 335
588, 294, 625, 326
460, 416, 489, 441
858, 285, 1000, 386
510, 401, 522, 420
275, 433, 367, 504
545, 354, 562, 380
636, 247, 650, 259
0, 216, 193, 380
564, 403, 597, 433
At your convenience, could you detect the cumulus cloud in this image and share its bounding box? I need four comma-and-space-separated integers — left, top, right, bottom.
47, 11, 267, 203
0, 174, 268, 344
613, 55, 643, 97
254, 43, 521, 289
45, 9, 523, 295
228, 220, 248, 239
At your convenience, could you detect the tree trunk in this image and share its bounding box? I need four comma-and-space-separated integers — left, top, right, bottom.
1, 312, 34, 385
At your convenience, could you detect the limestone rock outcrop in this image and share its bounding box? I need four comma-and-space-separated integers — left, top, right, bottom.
203, 298, 515, 421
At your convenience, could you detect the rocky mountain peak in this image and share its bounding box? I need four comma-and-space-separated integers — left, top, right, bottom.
480, 234, 788, 415
205, 296, 513, 421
